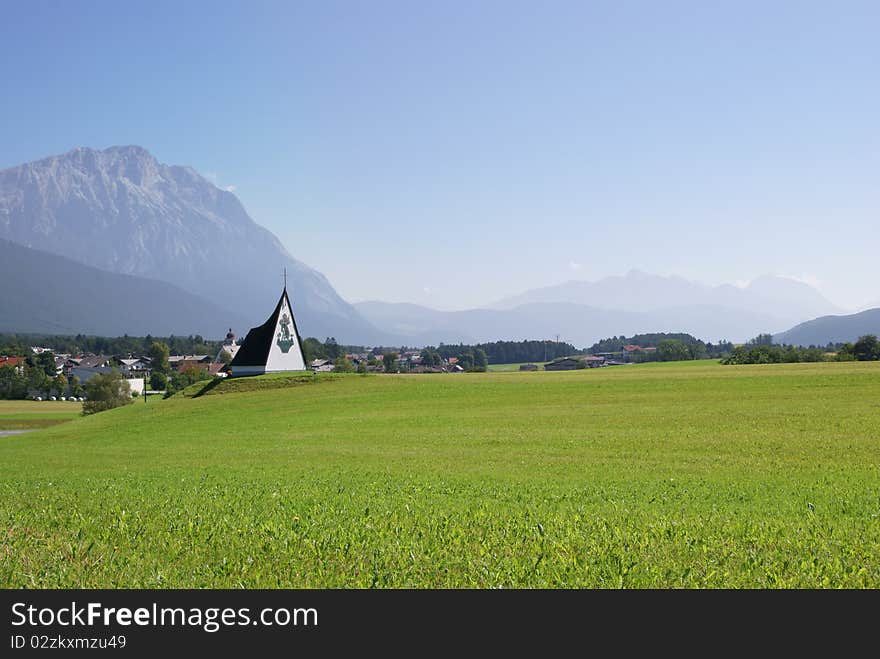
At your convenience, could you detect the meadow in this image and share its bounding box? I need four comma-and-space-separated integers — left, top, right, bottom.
1, 361, 878, 588
0, 399, 81, 430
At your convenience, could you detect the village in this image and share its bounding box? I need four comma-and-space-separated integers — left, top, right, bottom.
0, 327, 659, 402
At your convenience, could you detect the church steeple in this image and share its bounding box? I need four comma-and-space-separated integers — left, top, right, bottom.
227, 282, 306, 377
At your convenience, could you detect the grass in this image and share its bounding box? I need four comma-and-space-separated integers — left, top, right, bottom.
1, 361, 879, 588
486, 362, 544, 372
0, 400, 81, 430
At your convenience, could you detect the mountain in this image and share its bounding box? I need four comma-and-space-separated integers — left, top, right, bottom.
0, 146, 383, 342
354, 270, 840, 347
0, 238, 251, 336
490, 270, 841, 330
355, 300, 777, 346
773, 309, 880, 346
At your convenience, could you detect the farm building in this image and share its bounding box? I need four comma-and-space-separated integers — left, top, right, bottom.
544, 357, 587, 371
310, 359, 334, 372
227, 284, 307, 377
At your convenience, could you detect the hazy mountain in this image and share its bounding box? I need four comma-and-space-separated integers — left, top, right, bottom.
0, 146, 383, 342
774, 308, 880, 346
355, 300, 777, 346
354, 270, 837, 347
0, 238, 251, 336
490, 270, 841, 329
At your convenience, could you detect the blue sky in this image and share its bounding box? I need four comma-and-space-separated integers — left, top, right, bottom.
2, 1, 877, 310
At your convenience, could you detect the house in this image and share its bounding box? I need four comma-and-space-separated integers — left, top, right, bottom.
0, 356, 26, 373
169, 355, 211, 371
69, 366, 115, 384
410, 366, 445, 374
176, 360, 224, 376
116, 357, 151, 376
519, 363, 539, 371
345, 353, 369, 365
544, 357, 587, 371
175, 361, 225, 377
583, 355, 606, 368
77, 355, 114, 369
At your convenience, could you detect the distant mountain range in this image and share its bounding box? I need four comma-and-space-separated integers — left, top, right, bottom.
490, 269, 841, 329
0, 146, 858, 348
0, 146, 383, 342
356, 300, 779, 346
356, 271, 843, 346
0, 238, 251, 336
774, 308, 880, 346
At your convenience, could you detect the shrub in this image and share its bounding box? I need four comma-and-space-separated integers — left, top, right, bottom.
82, 371, 134, 415
150, 371, 168, 390
165, 366, 212, 396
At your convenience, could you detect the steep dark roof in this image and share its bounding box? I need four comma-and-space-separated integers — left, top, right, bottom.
229, 288, 304, 367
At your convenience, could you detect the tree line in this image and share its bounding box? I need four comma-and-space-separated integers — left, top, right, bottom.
588, 333, 735, 361
0, 333, 221, 358
721, 335, 880, 365
430, 340, 579, 364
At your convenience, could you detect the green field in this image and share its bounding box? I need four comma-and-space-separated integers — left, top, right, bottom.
0, 400, 81, 430
1, 361, 879, 588
486, 362, 544, 372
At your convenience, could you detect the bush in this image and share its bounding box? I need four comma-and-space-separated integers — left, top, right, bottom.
333, 356, 356, 373
0, 364, 28, 400
165, 366, 212, 396
150, 371, 168, 390
82, 371, 134, 415
721, 345, 831, 365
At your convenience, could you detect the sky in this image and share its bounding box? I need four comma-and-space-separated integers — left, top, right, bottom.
1, 1, 878, 311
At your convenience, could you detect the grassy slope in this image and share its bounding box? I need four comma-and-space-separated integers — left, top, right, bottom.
1, 361, 879, 587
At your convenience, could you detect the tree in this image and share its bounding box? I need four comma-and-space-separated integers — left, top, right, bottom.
28, 367, 51, 398
457, 352, 475, 370
334, 356, 355, 373
836, 343, 856, 361
31, 351, 56, 377
82, 371, 134, 415
382, 352, 399, 373
52, 373, 68, 397
853, 335, 880, 361
657, 339, 691, 362
324, 337, 343, 360
420, 349, 440, 367
301, 337, 325, 364
0, 365, 28, 399
166, 366, 212, 396
472, 348, 488, 371
150, 371, 168, 390
748, 334, 774, 347
147, 341, 171, 375
70, 375, 84, 398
